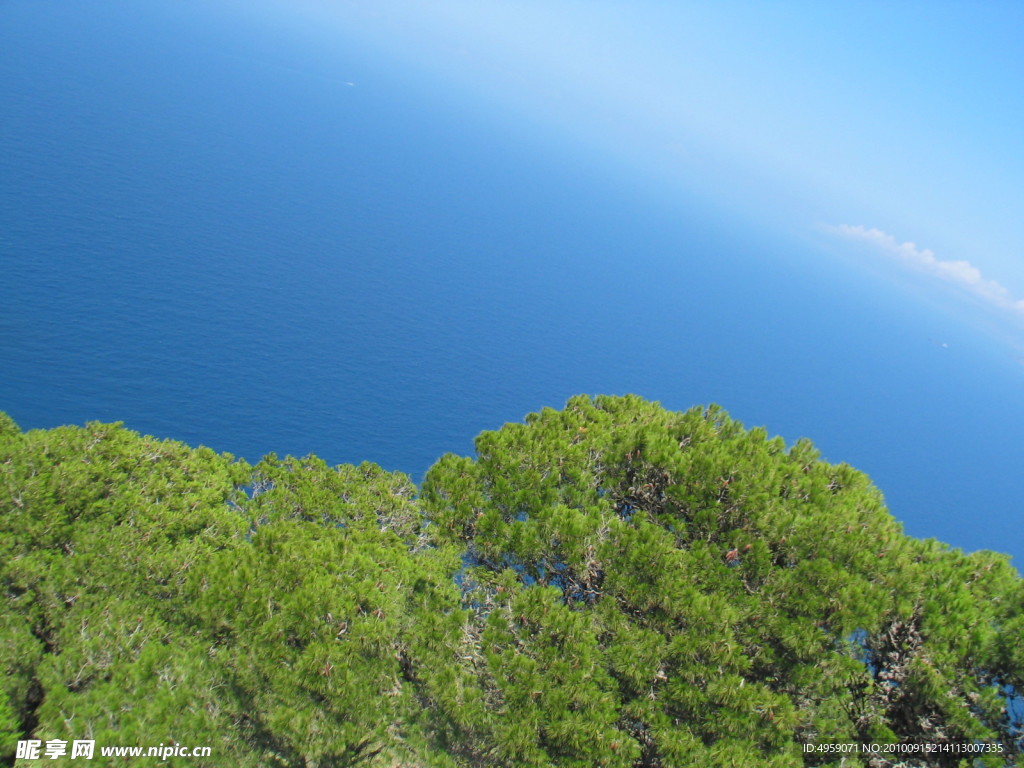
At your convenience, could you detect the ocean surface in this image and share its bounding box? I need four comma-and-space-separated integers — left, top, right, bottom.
2, 0, 1022, 568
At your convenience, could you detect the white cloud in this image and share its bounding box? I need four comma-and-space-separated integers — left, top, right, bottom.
822, 224, 1024, 315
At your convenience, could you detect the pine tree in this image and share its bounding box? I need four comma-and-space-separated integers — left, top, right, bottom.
421, 395, 1022, 767
2, 400, 1020, 767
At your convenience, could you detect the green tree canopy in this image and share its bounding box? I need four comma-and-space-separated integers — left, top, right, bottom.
421, 395, 1022, 767
0, 419, 465, 767
1, 397, 1021, 767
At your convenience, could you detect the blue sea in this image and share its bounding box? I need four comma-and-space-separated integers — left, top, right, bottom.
2, 1, 1022, 567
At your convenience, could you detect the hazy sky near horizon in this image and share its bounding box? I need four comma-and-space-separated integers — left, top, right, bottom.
240, 0, 1024, 341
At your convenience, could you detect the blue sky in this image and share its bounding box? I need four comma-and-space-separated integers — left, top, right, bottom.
243, 0, 1024, 342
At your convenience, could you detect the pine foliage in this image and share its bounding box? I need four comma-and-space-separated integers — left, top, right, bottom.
1, 397, 1020, 767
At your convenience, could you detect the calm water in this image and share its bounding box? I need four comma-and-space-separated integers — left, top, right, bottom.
2, 1, 1022, 567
